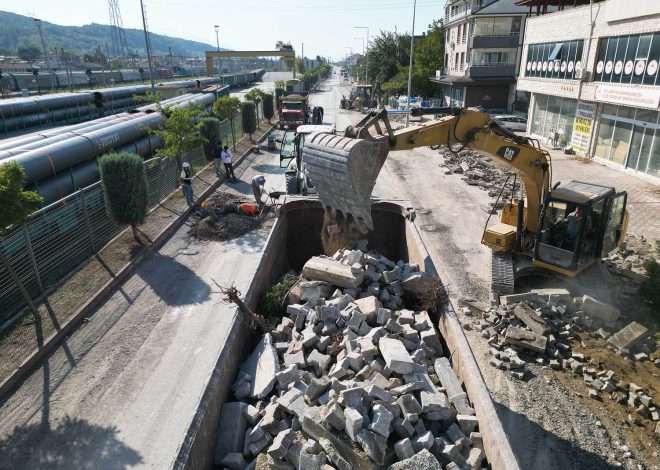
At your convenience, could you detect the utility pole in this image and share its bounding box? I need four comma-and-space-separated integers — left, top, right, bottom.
406, 0, 417, 127
98, 45, 108, 85
354, 26, 369, 84
140, 0, 156, 93
301, 42, 304, 74
169, 46, 174, 78
34, 18, 55, 90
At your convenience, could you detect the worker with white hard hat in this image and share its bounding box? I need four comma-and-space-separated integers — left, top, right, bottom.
180, 162, 195, 206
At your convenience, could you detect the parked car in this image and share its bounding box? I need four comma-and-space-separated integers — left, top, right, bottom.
492, 115, 528, 132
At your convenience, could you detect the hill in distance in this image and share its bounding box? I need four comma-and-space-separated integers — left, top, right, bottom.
0, 10, 226, 57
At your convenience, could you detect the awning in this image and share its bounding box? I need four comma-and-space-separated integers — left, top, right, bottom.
429, 75, 516, 86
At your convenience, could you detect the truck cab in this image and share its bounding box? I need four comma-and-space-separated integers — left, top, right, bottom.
278, 93, 308, 130
280, 124, 335, 195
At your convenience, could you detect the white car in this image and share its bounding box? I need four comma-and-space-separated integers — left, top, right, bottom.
492, 115, 528, 132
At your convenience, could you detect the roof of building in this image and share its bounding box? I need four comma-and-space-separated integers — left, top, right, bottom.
515, 0, 604, 6
473, 0, 530, 15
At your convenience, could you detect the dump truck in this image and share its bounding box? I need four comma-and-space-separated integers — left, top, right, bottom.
302, 108, 629, 293
278, 93, 309, 130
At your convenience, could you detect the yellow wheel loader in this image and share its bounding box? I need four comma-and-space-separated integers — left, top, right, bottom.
303, 108, 629, 293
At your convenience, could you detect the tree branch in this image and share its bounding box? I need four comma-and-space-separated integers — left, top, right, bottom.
211, 279, 268, 332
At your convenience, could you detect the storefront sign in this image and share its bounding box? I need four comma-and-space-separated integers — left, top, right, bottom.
571, 102, 596, 154
593, 84, 660, 109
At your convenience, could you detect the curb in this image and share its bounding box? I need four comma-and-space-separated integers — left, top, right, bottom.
0, 123, 276, 401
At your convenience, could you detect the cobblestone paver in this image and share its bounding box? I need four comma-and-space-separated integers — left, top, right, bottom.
547, 149, 660, 243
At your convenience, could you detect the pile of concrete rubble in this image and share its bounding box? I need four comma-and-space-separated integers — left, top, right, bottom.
439, 147, 520, 205
465, 289, 659, 434
603, 233, 657, 286
215, 246, 488, 470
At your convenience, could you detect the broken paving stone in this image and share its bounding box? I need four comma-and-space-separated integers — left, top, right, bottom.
504, 326, 547, 354
379, 337, 414, 374
433, 357, 463, 398
607, 321, 649, 353
387, 449, 442, 469
512, 303, 549, 335
303, 256, 365, 289
240, 333, 280, 399
581, 295, 621, 322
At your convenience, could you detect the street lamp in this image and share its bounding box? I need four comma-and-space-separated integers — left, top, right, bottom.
406, 0, 417, 127
354, 26, 369, 83
214, 25, 220, 52
354, 37, 364, 82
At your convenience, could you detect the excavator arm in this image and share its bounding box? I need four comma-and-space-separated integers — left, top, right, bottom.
304, 108, 551, 233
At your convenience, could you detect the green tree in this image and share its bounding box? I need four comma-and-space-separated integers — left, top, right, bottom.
244, 88, 266, 121
0, 161, 43, 314
262, 93, 274, 123
213, 95, 241, 149
241, 101, 257, 141
412, 20, 445, 97
199, 117, 221, 161
99, 153, 148, 244
152, 104, 207, 171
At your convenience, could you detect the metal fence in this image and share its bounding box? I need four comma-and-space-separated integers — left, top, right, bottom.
0, 115, 249, 325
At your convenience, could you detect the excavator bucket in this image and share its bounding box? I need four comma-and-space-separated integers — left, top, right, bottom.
304, 132, 390, 231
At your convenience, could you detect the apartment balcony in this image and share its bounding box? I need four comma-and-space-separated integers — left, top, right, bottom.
466, 64, 516, 78
470, 34, 520, 49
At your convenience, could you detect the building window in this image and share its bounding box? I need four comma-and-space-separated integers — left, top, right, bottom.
594, 105, 660, 177
472, 48, 517, 66
530, 94, 577, 144
525, 40, 584, 80
474, 17, 521, 36
594, 32, 660, 85
462, 24, 467, 43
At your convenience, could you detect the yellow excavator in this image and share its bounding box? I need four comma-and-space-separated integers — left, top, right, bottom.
303, 108, 629, 293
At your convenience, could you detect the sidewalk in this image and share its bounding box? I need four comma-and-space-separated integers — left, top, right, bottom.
546, 148, 660, 243
0, 120, 274, 394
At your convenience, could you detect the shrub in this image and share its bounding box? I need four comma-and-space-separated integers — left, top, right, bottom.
99, 152, 148, 244
199, 117, 221, 161
262, 93, 274, 122
241, 101, 257, 141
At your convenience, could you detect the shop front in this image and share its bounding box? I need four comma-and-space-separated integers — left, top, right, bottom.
530, 94, 578, 147
593, 104, 660, 179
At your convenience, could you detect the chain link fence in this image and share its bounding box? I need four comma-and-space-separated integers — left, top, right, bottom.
0, 116, 246, 326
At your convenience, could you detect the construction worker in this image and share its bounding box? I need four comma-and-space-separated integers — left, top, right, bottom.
212, 142, 223, 177
251, 175, 266, 205
180, 162, 194, 206
221, 145, 236, 181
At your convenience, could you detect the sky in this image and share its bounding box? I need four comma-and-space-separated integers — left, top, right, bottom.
0, 0, 445, 60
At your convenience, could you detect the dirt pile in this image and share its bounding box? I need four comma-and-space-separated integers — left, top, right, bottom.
189, 192, 270, 241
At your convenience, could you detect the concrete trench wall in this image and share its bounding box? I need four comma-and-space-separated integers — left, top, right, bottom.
176, 198, 518, 470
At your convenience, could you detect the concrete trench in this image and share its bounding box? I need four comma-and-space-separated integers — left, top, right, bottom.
176, 198, 519, 470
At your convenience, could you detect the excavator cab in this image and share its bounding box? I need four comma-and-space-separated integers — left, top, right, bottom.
534, 181, 628, 275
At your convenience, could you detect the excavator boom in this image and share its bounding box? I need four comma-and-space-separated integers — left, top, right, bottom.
304, 108, 550, 232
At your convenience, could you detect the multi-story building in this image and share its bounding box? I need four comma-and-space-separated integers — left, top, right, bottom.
517, 0, 660, 180
432, 0, 529, 111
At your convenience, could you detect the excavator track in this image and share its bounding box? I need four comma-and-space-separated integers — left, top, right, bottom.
491, 252, 515, 294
